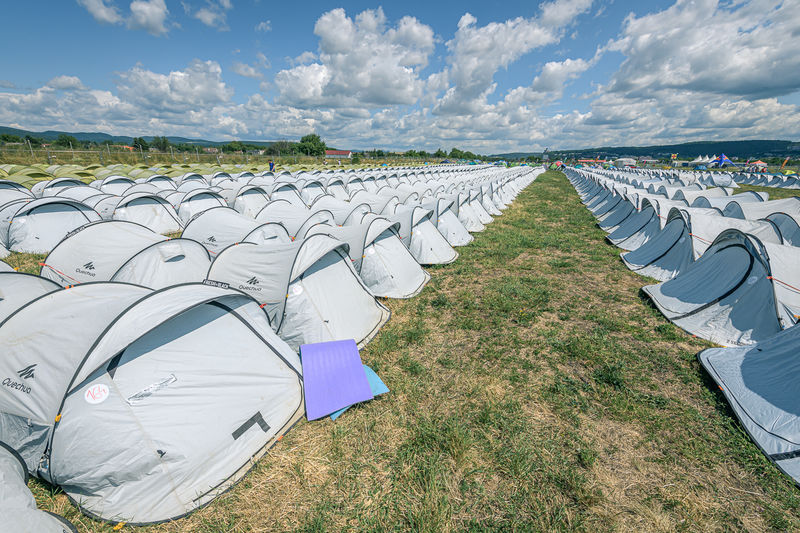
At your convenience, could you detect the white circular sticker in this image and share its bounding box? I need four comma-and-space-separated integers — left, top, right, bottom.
366, 246, 376, 255
746, 275, 759, 286
291, 284, 304, 296
679, 236, 686, 243
84, 384, 110, 404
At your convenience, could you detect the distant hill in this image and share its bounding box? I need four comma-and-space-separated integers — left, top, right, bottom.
493, 139, 800, 160
0, 125, 278, 147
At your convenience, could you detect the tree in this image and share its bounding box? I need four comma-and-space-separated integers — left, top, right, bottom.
132, 137, 149, 151
351, 152, 362, 164
25, 135, 42, 146
266, 140, 296, 156
0, 134, 22, 143
54, 134, 79, 148
221, 141, 246, 153
297, 133, 326, 156
434, 148, 446, 158
151, 136, 170, 151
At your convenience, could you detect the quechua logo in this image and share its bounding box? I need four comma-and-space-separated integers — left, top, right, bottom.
75, 261, 97, 277
2, 363, 36, 394
18, 364, 36, 379
239, 276, 262, 292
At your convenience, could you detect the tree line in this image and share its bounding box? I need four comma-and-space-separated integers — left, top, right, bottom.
1, 131, 495, 161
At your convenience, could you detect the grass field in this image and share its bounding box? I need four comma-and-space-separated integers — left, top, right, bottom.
737, 183, 800, 200
29, 170, 800, 532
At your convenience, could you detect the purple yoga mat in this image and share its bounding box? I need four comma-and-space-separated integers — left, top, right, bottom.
301, 339, 374, 420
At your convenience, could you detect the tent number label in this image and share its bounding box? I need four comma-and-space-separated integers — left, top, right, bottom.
85, 384, 110, 404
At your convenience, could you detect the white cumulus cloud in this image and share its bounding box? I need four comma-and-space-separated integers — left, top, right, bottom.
76, 0, 123, 25
128, 0, 170, 35
275, 7, 435, 108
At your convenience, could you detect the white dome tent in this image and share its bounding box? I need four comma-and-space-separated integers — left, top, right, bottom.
0, 441, 78, 532
307, 214, 430, 298
5, 197, 101, 254
0, 282, 304, 525
176, 188, 227, 224
182, 206, 291, 256
422, 197, 473, 247
386, 204, 458, 265
0, 271, 62, 322
113, 192, 182, 234
642, 230, 782, 347
255, 199, 334, 239
40, 221, 211, 289
207, 235, 391, 351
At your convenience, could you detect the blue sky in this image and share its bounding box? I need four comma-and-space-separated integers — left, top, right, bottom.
1, 0, 799, 152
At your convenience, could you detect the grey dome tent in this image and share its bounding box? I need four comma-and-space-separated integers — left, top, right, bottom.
32, 178, 87, 197
620, 208, 695, 281
761, 241, 800, 328
83, 193, 120, 220
207, 235, 391, 351
309, 194, 371, 225
306, 213, 430, 298
597, 197, 635, 233
182, 207, 291, 256
606, 199, 664, 251
176, 189, 227, 224
689, 191, 766, 210
0, 282, 304, 525
480, 184, 502, 216
444, 192, 485, 232
53, 185, 107, 203
722, 197, 800, 224
143, 175, 177, 190
422, 198, 473, 247
255, 199, 334, 239
175, 180, 207, 193
229, 184, 270, 218
0, 179, 34, 197
39, 221, 211, 289
621, 208, 782, 281
642, 229, 782, 346
698, 324, 800, 486
386, 204, 458, 265
0, 441, 78, 532
299, 179, 326, 204
467, 188, 493, 224
113, 192, 182, 234
5, 197, 101, 254
0, 271, 62, 322
121, 183, 162, 196
93, 175, 135, 195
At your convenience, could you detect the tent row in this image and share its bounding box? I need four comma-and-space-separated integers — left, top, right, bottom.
0, 165, 523, 254
596, 165, 800, 190
18, 166, 538, 351
568, 166, 800, 346
1, 161, 510, 194
565, 165, 800, 488
0, 165, 542, 525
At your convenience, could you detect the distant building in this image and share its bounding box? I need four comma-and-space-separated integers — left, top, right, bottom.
325, 149, 352, 159
203, 147, 219, 154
